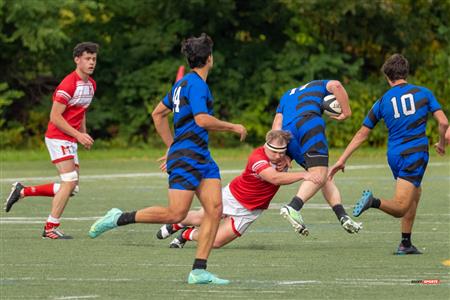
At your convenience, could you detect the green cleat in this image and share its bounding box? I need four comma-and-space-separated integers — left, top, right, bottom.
280, 205, 309, 236
88, 208, 122, 238
188, 269, 230, 285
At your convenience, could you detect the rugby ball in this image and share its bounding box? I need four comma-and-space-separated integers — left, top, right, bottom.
323, 95, 342, 116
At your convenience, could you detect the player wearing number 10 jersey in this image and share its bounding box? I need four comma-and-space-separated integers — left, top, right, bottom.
329, 54, 448, 255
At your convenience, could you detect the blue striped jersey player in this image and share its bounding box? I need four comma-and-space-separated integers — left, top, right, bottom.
363, 82, 442, 187
329, 54, 448, 255
162, 71, 219, 190
88, 33, 247, 284
273, 80, 363, 236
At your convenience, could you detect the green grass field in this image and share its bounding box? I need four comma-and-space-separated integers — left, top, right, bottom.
1, 148, 449, 299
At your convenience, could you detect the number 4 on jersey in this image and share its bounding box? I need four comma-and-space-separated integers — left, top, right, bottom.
173, 86, 182, 113
390, 93, 416, 118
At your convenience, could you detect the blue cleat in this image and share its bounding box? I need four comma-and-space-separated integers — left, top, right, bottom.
88, 208, 122, 238
353, 190, 374, 217
395, 244, 422, 255
188, 269, 230, 285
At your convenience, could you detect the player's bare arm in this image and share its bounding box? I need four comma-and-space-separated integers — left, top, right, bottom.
326, 80, 351, 121
328, 126, 371, 179
259, 167, 321, 185
152, 102, 174, 147
446, 127, 450, 145
50, 101, 94, 149
194, 113, 247, 141
80, 114, 87, 134
272, 113, 283, 130
432, 109, 448, 156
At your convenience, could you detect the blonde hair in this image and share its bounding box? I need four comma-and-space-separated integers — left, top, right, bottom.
265, 129, 291, 145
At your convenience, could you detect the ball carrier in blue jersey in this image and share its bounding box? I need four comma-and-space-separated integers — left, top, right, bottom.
273, 80, 362, 235
88, 33, 247, 284
329, 54, 448, 255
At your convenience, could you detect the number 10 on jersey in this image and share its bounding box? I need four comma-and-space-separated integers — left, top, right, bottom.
391, 93, 416, 118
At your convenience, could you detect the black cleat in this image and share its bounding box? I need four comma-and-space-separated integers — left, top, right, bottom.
169, 228, 189, 248
156, 224, 180, 240
394, 244, 422, 255
42, 227, 73, 240
4, 182, 24, 212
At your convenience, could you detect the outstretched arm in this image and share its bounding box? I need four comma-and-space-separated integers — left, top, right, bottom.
258, 167, 322, 186
326, 80, 351, 121
194, 113, 247, 141
328, 126, 371, 179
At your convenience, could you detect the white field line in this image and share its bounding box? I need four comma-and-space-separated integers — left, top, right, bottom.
53, 296, 99, 300
3, 277, 447, 288
1, 162, 449, 183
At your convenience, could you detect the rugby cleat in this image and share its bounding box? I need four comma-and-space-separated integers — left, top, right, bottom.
280, 205, 309, 236
4, 182, 24, 212
169, 230, 187, 248
88, 208, 122, 238
340, 215, 363, 234
156, 224, 180, 240
395, 244, 423, 255
188, 269, 230, 285
42, 227, 73, 240
353, 190, 374, 217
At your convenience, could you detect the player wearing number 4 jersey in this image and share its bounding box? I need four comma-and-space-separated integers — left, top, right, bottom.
89, 33, 246, 285
4, 42, 98, 239
329, 54, 448, 255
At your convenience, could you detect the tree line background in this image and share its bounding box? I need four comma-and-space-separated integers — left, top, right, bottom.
1, 0, 449, 149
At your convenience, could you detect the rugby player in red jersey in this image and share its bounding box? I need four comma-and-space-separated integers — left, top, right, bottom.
4, 42, 99, 239
156, 129, 323, 248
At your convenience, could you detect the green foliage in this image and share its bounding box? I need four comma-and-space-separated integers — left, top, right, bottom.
1, 0, 449, 148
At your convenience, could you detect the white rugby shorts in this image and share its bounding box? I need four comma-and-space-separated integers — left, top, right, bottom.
45, 137, 79, 165
222, 184, 263, 236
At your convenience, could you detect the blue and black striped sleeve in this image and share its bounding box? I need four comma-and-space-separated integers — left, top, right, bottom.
190, 82, 209, 116
426, 89, 442, 113
162, 91, 173, 110
362, 100, 381, 129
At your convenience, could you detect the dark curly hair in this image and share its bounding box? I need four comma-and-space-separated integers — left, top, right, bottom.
73, 42, 99, 58
181, 33, 213, 68
381, 54, 409, 81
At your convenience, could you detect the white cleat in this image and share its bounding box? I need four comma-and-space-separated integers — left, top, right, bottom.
340, 215, 363, 234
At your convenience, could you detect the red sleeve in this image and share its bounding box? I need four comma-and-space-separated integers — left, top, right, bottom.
53, 74, 75, 105
249, 152, 271, 174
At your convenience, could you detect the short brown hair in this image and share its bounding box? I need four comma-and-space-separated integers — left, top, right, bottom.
181, 33, 213, 68
265, 130, 292, 145
381, 54, 409, 81
73, 42, 99, 58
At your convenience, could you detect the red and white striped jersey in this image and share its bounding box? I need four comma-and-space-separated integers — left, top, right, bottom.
45, 71, 96, 142
229, 146, 280, 210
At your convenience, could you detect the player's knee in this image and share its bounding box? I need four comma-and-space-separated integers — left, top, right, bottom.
212, 241, 225, 249
393, 203, 409, 218
60, 171, 78, 183
168, 210, 188, 224
211, 202, 223, 219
